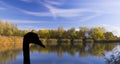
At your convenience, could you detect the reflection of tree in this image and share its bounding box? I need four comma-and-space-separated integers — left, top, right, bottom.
90, 43, 105, 56
79, 44, 88, 57
68, 45, 77, 56
0, 49, 22, 64
30, 43, 116, 57
0, 44, 22, 64
0, 43, 116, 63
104, 43, 115, 51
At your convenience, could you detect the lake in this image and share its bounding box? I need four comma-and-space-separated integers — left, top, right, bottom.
0, 42, 120, 64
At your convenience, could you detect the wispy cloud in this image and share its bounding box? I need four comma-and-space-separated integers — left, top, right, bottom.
0, 0, 104, 21
21, 0, 65, 5
0, 1, 17, 10
19, 0, 106, 20
0, 1, 7, 10
19, 3, 104, 18
89, 1, 120, 7
78, 1, 120, 15
21, 0, 32, 2
80, 13, 103, 22
20, 9, 52, 16
34, 4, 85, 18
0, 7, 6, 10
36, 0, 66, 18
102, 24, 120, 37
1, 0, 119, 22
44, 0, 65, 5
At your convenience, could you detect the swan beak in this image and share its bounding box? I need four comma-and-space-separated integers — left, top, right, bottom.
35, 40, 45, 48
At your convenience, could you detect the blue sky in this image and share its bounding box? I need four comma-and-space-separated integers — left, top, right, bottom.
0, 0, 120, 36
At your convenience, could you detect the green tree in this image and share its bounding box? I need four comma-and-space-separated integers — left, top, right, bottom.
104, 32, 115, 40
57, 27, 65, 39
38, 30, 49, 39
0, 20, 4, 35
89, 27, 105, 40
21, 30, 28, 36
67, 28, 76, 39
78, 26, 88, 39
11, 23, 19, 36
3, 21, 13, 36
49, 30, 57, 38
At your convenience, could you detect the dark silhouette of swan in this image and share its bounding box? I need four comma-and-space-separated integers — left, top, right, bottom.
23, 32, 45, 64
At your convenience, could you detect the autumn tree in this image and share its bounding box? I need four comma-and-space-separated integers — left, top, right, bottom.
104, 32, 115, 40
3, 21, 13, 36
57, 27, 65, 39
49, 30, 57, 38
77, 26, 88, 39
0, 20, 118, 40
89, 27, 105, 40
0, 20, 4, 35
11, 23, 19, 36
67, 28, 76, 39
38, 30, 49, 39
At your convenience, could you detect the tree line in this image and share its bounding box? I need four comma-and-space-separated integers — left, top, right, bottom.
0, 20, 119, 40
36, 27, 118, 40
0, 20, 28, 36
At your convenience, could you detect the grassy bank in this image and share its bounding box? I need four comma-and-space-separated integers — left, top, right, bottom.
0, 36, 23, 45
0, 36, 120, 46
0, 36, 92, 45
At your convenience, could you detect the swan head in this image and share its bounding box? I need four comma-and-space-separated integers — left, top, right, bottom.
23, 32, 45, 48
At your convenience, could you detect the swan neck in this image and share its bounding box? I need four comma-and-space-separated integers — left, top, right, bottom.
23, 41, 30, 64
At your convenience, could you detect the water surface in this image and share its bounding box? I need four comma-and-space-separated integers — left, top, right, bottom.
0, 42, 120, 64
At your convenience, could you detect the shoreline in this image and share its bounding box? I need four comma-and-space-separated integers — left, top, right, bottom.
0, 36, 120, 45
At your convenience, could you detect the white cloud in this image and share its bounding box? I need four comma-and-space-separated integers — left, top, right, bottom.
80, 13, 103, 22
20, 5, 103, 18
21, 0, 65, 5
78, 1, 120, 15
0, 1, 17, 10
0, 0, 104, 21
91, 1, 120, 7
42, 4, 85, 18
102, 24, 120, 37
0, 1, 106, 23
2, 19, 37, 23
21, 0, 107, 20
21, 0, 32, 2
2, 0, 120, 22
44, 0, 64, 5
20, 9, 52, 16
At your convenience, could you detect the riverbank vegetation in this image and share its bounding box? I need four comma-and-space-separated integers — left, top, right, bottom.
0, 20, 120, 43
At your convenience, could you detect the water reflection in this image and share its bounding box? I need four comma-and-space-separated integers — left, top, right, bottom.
0, 44, 22, 64
0, 42, 120, 64
32, 43, 116, 57
105, 45, 120, 64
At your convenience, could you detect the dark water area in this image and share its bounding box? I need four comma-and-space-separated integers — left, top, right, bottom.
1, 42, 120, 64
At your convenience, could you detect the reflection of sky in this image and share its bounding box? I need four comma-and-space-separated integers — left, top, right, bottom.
0, 0, 120, 36
105, 45, 120, 59
11, 52, 105, 64
3, 43, 117, 64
